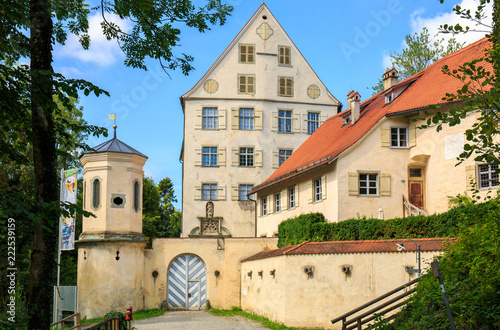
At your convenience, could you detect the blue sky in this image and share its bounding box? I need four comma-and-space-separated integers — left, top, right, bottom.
52, 0, 491, 209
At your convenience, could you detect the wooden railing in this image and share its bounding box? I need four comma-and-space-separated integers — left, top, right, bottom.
331, 278, 420, 330
86, 317, 120, 330
50, 312, 81, 330
402, 195, 428, 217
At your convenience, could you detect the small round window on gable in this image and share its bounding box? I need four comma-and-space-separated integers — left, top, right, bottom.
113, 196, 123, 205
307, 85, 320, 99
204, 79, 218, 94
262, 15, 267, 19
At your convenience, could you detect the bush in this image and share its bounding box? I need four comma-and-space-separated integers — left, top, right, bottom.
277, 200, 495, 247
384, 197, 500, 329
103, 311, 127, 330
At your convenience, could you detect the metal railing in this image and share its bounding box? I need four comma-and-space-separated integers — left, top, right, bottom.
50, 312, 81, 330
402, 195, 428, 217
331, 277, 420, 330
86, 317, 120, 330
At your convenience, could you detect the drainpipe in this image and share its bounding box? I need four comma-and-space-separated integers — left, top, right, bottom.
248, 194, 258, 237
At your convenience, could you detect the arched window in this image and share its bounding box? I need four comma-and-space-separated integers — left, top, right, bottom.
133, 180, 140, 212
92, 178, 101, 209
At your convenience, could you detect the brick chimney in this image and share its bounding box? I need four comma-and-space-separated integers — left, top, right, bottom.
382, 67, 399, 91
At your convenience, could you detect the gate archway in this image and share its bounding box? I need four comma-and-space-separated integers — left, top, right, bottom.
167, 254, 207, 310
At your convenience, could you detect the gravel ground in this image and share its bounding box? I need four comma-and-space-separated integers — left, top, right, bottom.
132, 310, 269, 329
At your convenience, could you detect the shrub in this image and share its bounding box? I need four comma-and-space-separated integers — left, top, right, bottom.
103, 311, 127, 330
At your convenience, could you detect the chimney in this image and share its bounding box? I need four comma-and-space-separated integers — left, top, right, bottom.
348, 91, 361, 124
382, 67, 399, 91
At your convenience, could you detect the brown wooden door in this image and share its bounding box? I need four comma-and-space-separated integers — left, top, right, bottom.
409, 181, 424, 209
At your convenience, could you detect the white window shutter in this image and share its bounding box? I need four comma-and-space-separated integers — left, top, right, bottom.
409, 124, 416, 147
218, 185, 226, 200
281, 189, 288, 210
219, 109, 226, 130
218, 147, 226, 166
308, 181, 313, 204
269, 195, 275, 214
271, 110, 278, 132
348, 172, 359, 196
255, 108, 263, 130
301, 112, 308, 133
381, 126, 390, 147
380, 173, 391, 196
194, 185, 201, 200
465, 165, 477, 191
292, 112, 301, 133
272, 150, 279, 168
231, 108, 239, 130
295, 185, 299, 207
194, 148, 202, 166
321, 175, 327, 200
258, 198, 262, 217
231, 185, 239, 201
232, 147, 240, 167
255, 148, 263, 167
194, 109, 202, 130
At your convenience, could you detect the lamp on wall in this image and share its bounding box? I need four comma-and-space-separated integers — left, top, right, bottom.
396, 239, 421, 275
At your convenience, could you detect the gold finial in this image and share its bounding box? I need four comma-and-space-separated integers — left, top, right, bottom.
113, 125, 117, 139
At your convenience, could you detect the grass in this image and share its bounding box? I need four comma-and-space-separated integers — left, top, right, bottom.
80, 308, 165, 326
209, 306, 322, 330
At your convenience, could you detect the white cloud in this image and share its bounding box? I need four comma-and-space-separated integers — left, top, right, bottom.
59, 66, 84, 78
56, 13, 132, 67
409, 0, 492, 45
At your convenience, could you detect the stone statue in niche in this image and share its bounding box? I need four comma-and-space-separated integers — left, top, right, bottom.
206, 201, 214, 218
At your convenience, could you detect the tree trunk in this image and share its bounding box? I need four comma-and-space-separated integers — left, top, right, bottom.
28, 0, 58, 328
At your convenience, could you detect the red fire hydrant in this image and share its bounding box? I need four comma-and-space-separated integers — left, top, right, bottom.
126, 306, 133, 330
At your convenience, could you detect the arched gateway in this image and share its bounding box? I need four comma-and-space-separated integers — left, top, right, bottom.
167, 254, 207, 310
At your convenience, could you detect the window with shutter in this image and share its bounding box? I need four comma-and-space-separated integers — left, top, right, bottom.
278, 77, 293, 97
238, 75, 255, 94
239, 44, 255, 64
348, 172, 359, 196
278, 46, 291, 66
380, 126, 390, 147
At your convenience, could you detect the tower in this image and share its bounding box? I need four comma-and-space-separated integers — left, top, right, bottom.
76, 127, 148, 318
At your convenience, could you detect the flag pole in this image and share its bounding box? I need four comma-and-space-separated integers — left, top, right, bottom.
55, 169, 63, 326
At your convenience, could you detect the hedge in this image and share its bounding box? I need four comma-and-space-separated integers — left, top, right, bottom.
277, 200, 495, 248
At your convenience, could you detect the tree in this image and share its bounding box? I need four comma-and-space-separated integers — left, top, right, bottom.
1, 1, 232, 327
371, 28, 464, 94
422, 0, 500, 166
142, 176, 181, 242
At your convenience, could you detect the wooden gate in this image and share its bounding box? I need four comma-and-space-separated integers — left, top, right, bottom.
167, 254, 207, 310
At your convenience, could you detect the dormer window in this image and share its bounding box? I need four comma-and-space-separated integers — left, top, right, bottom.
343, 115, 351, 125
385, 92, 394, 104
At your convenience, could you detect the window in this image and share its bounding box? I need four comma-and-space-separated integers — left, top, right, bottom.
202, 107, 218, 130
204, 79, 218, 93
391, 127, 408, 147
478, 164, 499, 188
202, 184, 218, 200
133, 180, 140, 211
239, 184, 254, 201
307, 85, 320, 99
239, 147, 254, 167
91, 178, 101, 209
278, 110, 292, 132
275, 193, 281, 212
279, 149, 292, 166
261, 197, 268, 215
238, 74, 255, 94
239, 108, 254, 130
288, 187, 296, 208
239, 44, 255, 64
313, 178, 322, 202
359, 173, 378, 195
202, 147, 218, 166
278, 46, 291, 65
278, 77, 293, 97
307, 112, 320, 134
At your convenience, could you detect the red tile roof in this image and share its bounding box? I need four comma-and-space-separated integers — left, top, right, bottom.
251, 37, 491, 193
242, 238, 452, 262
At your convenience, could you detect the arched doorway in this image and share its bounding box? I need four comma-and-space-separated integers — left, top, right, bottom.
167, 254, 207, 310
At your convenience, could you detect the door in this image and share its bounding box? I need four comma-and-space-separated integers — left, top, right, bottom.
167, 254, 207, 310
409, 181, 424, 209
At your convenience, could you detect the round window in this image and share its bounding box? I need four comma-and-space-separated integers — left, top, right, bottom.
204, 79, 218, 94
307, 85, 320, 99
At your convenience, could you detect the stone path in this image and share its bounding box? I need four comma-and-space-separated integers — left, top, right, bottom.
132, 310, 269, 329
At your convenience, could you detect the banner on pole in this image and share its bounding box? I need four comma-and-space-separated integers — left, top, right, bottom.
60, 169, 78, 250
